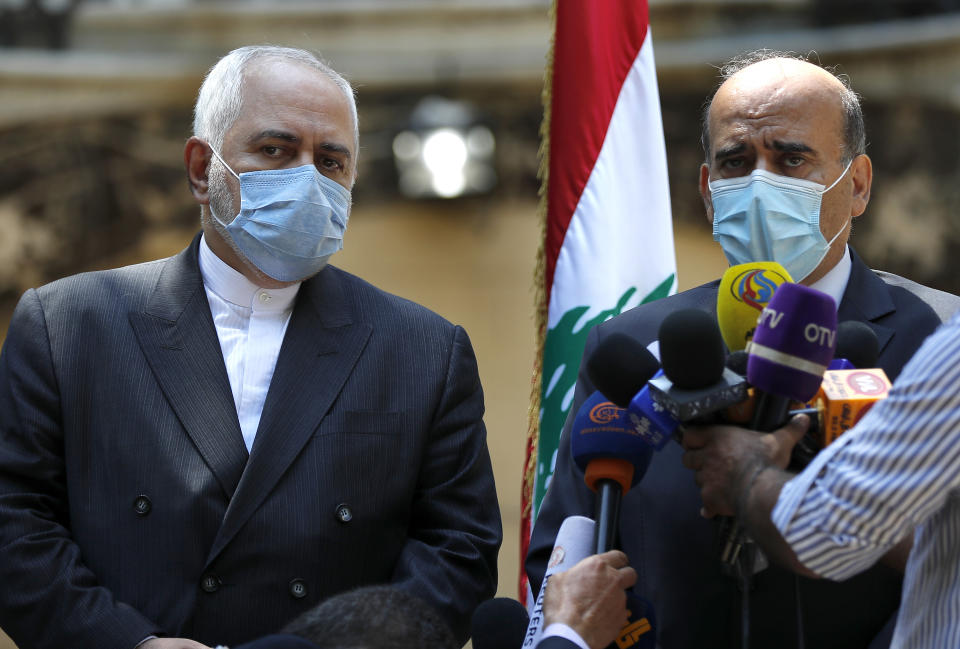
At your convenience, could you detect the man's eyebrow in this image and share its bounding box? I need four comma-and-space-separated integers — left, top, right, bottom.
714, 142, 746, 162
771, 140, 814, 154
319, 142, 352, 160
246, 129, 300, 145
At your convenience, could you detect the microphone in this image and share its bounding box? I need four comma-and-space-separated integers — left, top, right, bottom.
523, 516, 595, 648
715, 265, 791, 427
746, 282, 838, 431
791, 321, 883, 466
647, 309, 748, 421
586, 333, 679, 451
716, 261, 793, 352
830, 320, 880, 370
814, 368, 891, 446
471, 597, 530, 649
721, 283, 837, 566
570, 391, 654, 553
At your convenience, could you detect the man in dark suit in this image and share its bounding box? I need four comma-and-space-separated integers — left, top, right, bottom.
527, 51, 960, 648
0, 45, 501, 649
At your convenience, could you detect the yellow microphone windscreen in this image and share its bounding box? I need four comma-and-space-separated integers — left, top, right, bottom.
717, 262, 793, 351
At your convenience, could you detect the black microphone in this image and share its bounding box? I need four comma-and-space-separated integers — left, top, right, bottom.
471, 597, 530, 649
647, 309, 748, 422
832, 320, 880, 369
585, 332, 661, 409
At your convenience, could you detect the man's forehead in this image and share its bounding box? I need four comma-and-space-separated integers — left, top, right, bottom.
230, 60, 354, 148
708, 60, 845, 148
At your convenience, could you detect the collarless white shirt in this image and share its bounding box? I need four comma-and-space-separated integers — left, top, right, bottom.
198, 235, 301, 452
808, 245, 852, 311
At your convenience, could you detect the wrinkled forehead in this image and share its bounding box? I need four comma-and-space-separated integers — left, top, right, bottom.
708, 59, 846, 146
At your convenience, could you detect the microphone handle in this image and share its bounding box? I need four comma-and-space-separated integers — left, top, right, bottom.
722, 390, 792, 569
594, 479, 622, 554
749, 391, 792, 432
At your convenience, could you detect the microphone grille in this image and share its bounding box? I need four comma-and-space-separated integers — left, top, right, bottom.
658, 309, 725, 389
586, 332, 660, 407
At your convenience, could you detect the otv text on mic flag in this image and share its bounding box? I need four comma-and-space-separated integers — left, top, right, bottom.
521, 0, 677, 596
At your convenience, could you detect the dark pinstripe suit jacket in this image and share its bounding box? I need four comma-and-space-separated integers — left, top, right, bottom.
528, 249, 960, 649
0, 235, 501, 649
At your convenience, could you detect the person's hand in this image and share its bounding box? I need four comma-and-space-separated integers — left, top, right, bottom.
543, 550, 637, 649
681, 414, 809, 518
139, 639, 212, 649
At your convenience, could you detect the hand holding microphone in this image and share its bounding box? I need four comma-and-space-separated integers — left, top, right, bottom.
681, 414, 811, 519
689, 281, 838, 565
543, 550, 638, 649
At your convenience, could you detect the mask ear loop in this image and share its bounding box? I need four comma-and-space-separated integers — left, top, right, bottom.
205, 144, 242, 228
207, 144, 241, 181
821, 158, 856, 246
822, 158, 854, 193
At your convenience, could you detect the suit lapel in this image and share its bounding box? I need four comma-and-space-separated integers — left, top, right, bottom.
129, 236, 248, 500
205, 267, 372, 565
837, 249, 895, 356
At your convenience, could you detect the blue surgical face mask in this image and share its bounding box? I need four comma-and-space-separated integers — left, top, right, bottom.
709, 161, 852, 282
208, 147, 352, 282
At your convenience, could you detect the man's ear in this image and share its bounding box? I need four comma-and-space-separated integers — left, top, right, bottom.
184, 136, 212, 205
849, 154, 872, 219
699, 163, 714, 224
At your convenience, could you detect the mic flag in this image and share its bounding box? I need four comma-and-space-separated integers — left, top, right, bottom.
717, 262, 792, 352
571, 391, 654, 494
814, 368, 891, 446
747, 282, 838, 404
585, 333, 678, 450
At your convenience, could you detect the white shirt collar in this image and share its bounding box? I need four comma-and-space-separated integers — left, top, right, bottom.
808, 245, 852, 312
198, 234, 301, 313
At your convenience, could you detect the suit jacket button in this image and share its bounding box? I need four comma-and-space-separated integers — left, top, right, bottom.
335, 503, 353, 523
133, 495, 151, 516
200, 574, 221, 593
289, 579, 307, 599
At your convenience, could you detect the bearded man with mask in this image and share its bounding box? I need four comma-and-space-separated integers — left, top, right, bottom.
0, 46, 500, 649
527, 51, 960, 649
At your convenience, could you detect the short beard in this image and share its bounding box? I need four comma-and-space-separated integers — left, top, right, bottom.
204, 158, 276, 285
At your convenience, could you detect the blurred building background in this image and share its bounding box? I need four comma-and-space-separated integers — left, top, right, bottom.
1, 1, 959, 646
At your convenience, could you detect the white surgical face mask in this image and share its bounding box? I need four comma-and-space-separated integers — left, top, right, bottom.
208, 147, 352, 282
709, 161, 852, 282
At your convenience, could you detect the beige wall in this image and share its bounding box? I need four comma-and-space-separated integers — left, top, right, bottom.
0, 197, 726, 649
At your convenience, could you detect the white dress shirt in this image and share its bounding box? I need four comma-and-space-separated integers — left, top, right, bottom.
808, 244, 852, 311
198, 235, 301, 452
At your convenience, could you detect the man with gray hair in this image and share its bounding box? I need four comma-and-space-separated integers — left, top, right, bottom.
527, 51, 959, 648
0, 45, 500, 649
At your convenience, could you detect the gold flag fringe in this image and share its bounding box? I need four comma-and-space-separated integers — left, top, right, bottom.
519, 0, 557, 599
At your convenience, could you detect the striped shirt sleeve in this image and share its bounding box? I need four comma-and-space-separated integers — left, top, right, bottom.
772, 311, 960, 580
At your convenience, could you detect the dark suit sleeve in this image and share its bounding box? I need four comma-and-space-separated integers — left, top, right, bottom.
0, 289, 160, 649
525, 325, 601, 595
390, 324, 501, 645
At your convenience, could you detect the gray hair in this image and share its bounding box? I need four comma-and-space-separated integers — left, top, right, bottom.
193, 45, 359, 158
699, 49, 865, 165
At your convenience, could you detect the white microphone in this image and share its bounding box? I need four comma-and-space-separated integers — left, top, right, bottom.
523, 515, 595, 647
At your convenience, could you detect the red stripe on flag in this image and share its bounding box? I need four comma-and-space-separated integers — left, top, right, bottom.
544, 1, 649, 305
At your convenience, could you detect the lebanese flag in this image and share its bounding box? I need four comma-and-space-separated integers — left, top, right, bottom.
521, 0, 676, 597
